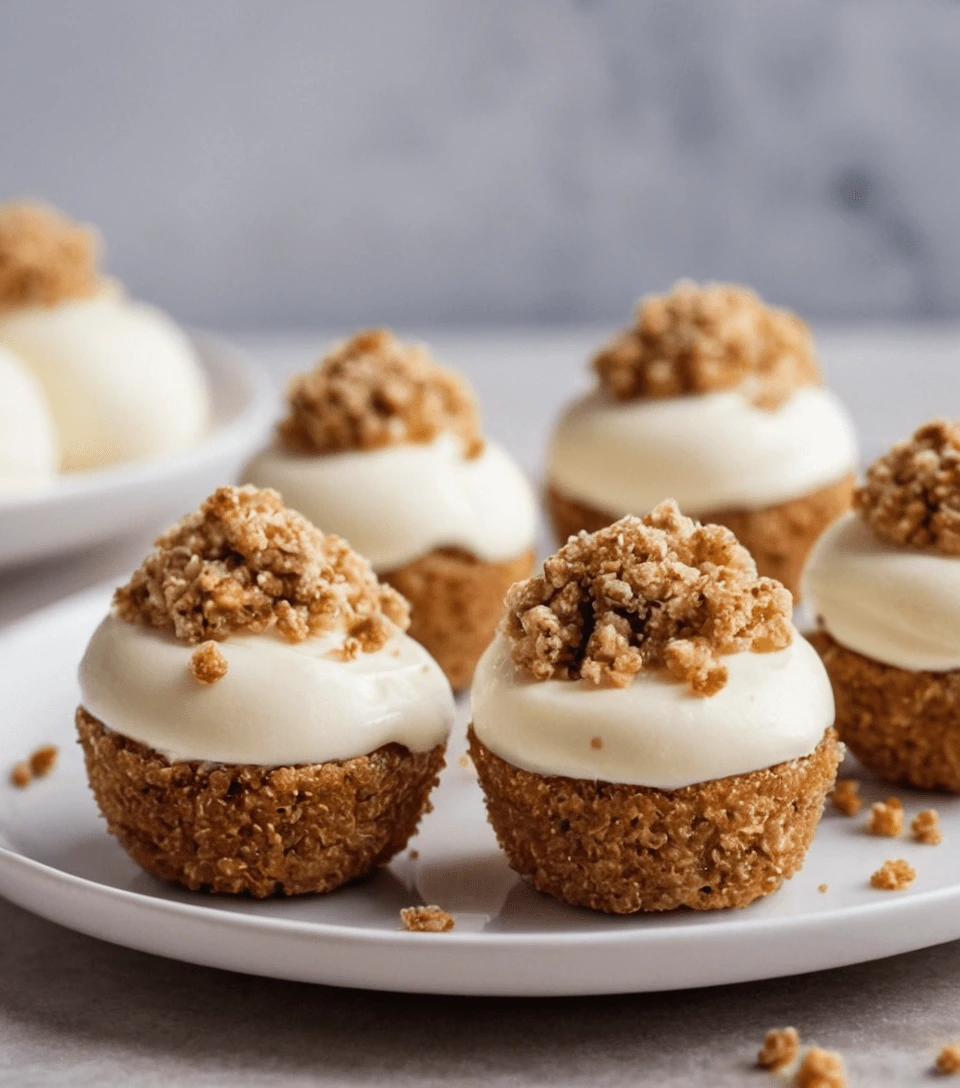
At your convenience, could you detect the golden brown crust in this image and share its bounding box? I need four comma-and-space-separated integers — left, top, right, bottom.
545, 475, 855, 601
504, 500, 792, 696
757, 1027, 800, 1072
114, 485, 408, 649
277, 328, 483, 458
855, 420, 960, 555
382, 547, 535, 690
468, 726, 841, 914
0, 201, 102, 314
76, 707, 445, 897
870, 858, 915, 891
811, 629, 960, 791
399, 905, 455, 932
592, 281, 820, 410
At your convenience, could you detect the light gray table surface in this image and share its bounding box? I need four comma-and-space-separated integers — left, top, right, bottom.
2, 328, 959, 1087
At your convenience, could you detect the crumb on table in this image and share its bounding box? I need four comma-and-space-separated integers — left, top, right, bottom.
831, 778, 862, 817
795, 1047, 846, 1087
757, 1026, 800, 1071
870, 858, 916, 891
408, 849, 420, 861
29, 744, 58, 778
818, 883, 828, 894
867, 797, 904, 837
9, 762, 31, 788
912, 809, 943, 845
400, 905, 454, 933
937, 1044, 960, 1075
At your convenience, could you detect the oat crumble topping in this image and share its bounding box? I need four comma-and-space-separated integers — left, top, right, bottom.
867, 797, 904, 837
855, 421, 960, 554
831, 778, 862, 817
937, 1044, 960, 1075
114, 485, 409, 650
795, 1047, 846, 1088
757, 1027, 800, 1071
0, 201, 103, 313
189, 641, 229, 684
277, 328, 484, 458
870, 858, 915, 891
400, 905, 455, 932
591, 281, 819, 410
503, 501, 792, 695
912, 809, 943, 845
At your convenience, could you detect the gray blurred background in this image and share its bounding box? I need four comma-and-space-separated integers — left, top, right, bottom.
1, 0, 958, 330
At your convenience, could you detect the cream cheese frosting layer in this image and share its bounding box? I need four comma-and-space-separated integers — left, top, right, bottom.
79, 614, 455, 766
0, 295, 209, 472
0, 345, 58, 493
804, 511, 960, 672
244, 433, 537, 572
470, 630, 833, 789
547, 386, 858, 516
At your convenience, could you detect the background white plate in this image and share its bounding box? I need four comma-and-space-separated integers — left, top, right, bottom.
1, 588, 959, 996
0, 335, 274, 569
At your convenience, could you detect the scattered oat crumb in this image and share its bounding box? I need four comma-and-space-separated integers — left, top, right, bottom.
855, 420, 960, 555
277, 328, 484, 459
818, 883, 828, 893
867, 797, 904, 837
937, 1044, 960, 1075
795, 1047, 846, 1087
114, 485, 408, 650
400, 905, 454, 933
10, 762, 31, 788
408, 849, 419, 861
592, 280, 819, 410
590, 736, 603, 750
189, 641, 229, 685
458, 754, 470, 768
757, 1026, 800, 1071
870, 858, 916, 891
504, 500, 792, 695
830, 778, 862, 817
29, 744, 58, 778
913, 809, 943, 845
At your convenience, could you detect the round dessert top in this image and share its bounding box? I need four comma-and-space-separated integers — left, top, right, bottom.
503, 499, 793, 697
591, 281, 820, 411
0, 201, 103, 314
277, 328, 484, 458
114, 484, 410, 653
854, 420, 960, 555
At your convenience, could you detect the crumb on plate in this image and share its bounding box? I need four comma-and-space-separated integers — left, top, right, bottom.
830, 778, 862, 817
867, 797, 904, 837
400, 905, 454, 933
795, 1047, 846, 1087
937, 1044, 960, 1075
912, 809, 943, 845
870, 858, 915, 891
757, 1026, 800, 1071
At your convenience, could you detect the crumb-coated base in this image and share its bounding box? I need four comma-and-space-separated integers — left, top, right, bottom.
545, 476, 855, 600
76, 707, 445, 897
468, 727, 841, 913
810, 630, 960, 792
382, 547, 535, 690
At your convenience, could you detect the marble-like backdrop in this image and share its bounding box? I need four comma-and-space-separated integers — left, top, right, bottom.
0, 1, 957, 327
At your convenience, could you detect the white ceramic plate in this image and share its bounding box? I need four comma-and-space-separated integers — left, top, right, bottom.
2, 589, 960, 997
0, 335, 274, 569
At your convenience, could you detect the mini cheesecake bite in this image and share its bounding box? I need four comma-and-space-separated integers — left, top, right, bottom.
546, 282, 858, 598
77, 485, 453, 897
470, 501, 840, 914
805, 421, 960, 791
0, 201, 209, 473
244, 329, 537, 688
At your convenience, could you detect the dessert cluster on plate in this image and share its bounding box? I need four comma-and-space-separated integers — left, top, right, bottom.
44, 218, 956, 916
0, 202, 209, 493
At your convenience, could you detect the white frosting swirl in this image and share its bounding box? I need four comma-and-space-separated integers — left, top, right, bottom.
79, 614, 454, 766
804, 511, 960, 672
244, 433, 537, 572
547, 386, 857, 516
470, 631, 833, 789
